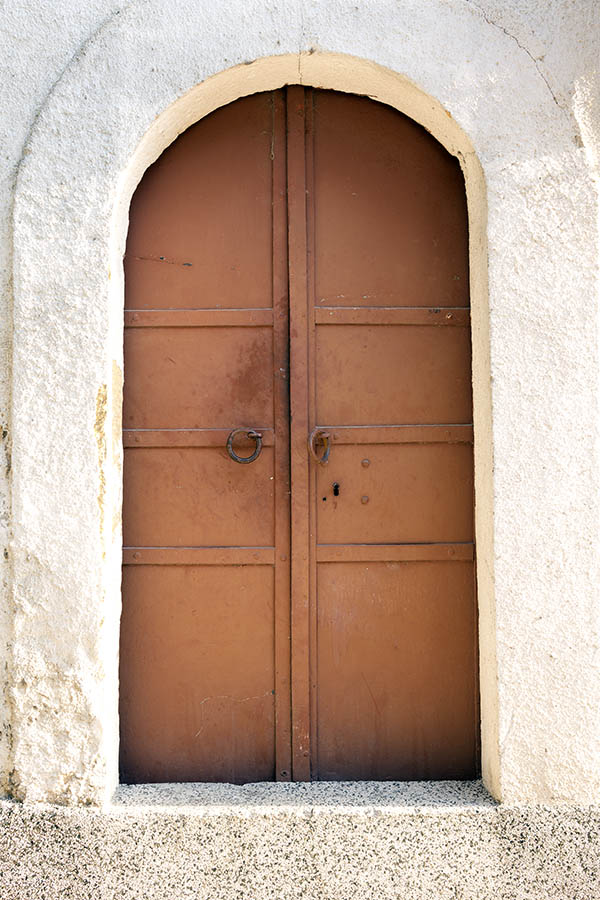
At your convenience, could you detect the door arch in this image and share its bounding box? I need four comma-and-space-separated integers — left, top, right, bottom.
119, 87, 478, 783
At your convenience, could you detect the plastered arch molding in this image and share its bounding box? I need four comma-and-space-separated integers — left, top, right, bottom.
10, 0, 599, 807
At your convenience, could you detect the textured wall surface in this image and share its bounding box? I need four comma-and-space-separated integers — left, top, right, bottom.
1, 783, 600, 900
0, 0, 599, 894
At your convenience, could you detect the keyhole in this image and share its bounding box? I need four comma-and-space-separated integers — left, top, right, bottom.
332, 482, 340, 497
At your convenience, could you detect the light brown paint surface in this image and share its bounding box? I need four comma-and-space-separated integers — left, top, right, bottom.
120, 88, 478, 783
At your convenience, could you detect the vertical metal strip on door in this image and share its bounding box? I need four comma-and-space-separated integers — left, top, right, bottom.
271, 90, 292, 780
286, 86, 311, 781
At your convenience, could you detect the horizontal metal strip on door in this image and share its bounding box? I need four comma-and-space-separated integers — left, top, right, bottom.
123, 547, 276, 565
123, 428, 275, 448
321, 425, 473, 444
316, 543, 474, 562
314, 307, 470, 326
124, 309, 274, 327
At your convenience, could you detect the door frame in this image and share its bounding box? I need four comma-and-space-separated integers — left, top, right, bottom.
11, 50, 499, 804
113, 55, 496, 794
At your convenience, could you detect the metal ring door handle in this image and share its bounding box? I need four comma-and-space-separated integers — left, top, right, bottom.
308, 427, 331, 465
226, 428, 263, 464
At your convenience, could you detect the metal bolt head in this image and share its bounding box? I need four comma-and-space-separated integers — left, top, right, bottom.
361, 458, 370, 467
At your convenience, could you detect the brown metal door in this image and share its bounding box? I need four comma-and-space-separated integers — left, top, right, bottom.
120, 92, 291, 783
120, 88, 478, 783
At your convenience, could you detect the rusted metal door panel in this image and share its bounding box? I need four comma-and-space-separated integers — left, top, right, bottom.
316, 443, 473, 544
123, 322, 274, 427
120, 86, 478, 784
316, 561, 477, 780
124, 94, 276, 310
311, 90, 469, 308
316, 322, 472, 425
120, 565, 275, 783
122, 447, 274, 547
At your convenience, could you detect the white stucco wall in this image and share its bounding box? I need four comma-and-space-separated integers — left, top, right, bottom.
0, 0, 598, 826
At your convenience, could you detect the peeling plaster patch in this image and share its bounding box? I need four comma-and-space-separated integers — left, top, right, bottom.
111, 362, 123, 539
572, 73, 600, 175
7, 767, 21, 802
111, 362, 122, 468
94, 384, 108, 550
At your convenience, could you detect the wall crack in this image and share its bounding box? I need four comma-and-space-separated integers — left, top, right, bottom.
464, 0, 564, 111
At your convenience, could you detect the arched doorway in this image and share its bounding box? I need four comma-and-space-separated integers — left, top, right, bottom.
119, 87, 478, 783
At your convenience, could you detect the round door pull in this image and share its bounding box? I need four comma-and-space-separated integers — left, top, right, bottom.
226, 428, 263, 464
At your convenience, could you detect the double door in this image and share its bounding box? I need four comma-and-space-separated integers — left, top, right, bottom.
120, 87, 478, 783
